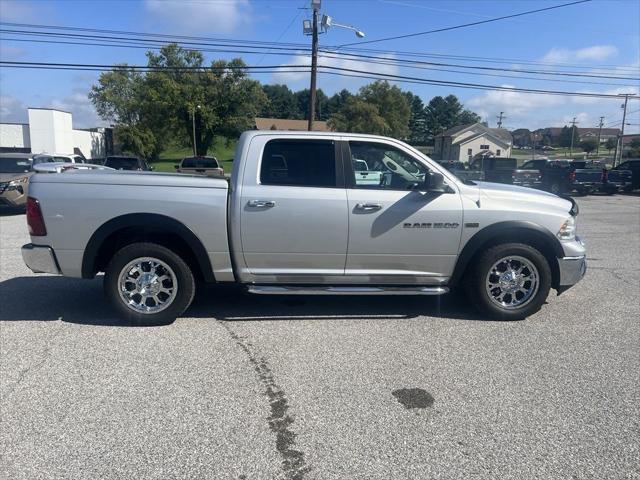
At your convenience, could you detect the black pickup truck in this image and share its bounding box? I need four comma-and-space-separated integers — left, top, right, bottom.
520, 159, 573, 194
613, 159, 640, 191
436, 160, 484, 183
571, 160, 632, 194
469, 157, 542, 188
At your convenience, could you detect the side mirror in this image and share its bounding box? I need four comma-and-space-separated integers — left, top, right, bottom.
425, 171, 446, 192
174, 165, 179, 170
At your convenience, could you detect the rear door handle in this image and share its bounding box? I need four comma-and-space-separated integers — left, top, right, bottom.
247, 200, 276, 208
355, 203, 382, 212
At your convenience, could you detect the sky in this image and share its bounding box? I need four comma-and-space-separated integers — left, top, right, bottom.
0, 0, 638, 133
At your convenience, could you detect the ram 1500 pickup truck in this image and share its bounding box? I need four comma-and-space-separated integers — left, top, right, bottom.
22, 131, 586, 324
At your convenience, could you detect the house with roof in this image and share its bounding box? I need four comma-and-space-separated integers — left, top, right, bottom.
433, 123, 513, 163
254, 117, 331, 132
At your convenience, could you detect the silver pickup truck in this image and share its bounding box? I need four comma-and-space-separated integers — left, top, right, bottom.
22, 131, 586, 324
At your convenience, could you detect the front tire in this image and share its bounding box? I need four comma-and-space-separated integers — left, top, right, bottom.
104, 242, 196, 326
464, 243, 551, 320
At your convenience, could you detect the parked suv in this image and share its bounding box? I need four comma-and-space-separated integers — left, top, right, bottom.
104, 155, 151, 171
176, 156, 224, 176
0, 153, 34, 211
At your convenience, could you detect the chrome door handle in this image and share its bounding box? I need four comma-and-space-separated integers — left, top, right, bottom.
355, 203, 382, 211
247, 200, 276, 208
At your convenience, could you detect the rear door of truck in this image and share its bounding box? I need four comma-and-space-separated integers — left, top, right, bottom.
238, 137, 348, 277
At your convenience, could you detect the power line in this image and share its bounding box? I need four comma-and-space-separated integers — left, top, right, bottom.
5, 60, 638, 101
2, 21, 638, 74
336, 0, 592, 47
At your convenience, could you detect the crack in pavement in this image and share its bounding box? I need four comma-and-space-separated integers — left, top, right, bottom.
3, 321, 64, 398
219, 321, 311, 480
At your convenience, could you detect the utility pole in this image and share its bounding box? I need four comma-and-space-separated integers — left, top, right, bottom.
496, 111, 506, 128
595, 116, 604, 157
307, 0, 320, 131
569, 116, 578, 158
613, 94, 632, 167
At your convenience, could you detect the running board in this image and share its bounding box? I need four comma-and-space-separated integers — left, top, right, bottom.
247, 285, 449, 296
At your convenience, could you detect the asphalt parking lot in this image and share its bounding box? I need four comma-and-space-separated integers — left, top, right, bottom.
1, 195, 639, 480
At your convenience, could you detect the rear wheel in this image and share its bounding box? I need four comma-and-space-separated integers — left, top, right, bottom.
549, 182, 561, 195
104, 242, 195, 326
464, 243, 551, 320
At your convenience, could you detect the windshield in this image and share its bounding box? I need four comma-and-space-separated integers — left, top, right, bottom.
105, 157, 139, 170
0, 158, 31, 173
181, 157, 219, 168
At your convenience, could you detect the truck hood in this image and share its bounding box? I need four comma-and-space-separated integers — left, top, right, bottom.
474, 181, 573, 213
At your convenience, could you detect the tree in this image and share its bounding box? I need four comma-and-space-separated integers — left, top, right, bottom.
627, 138, 640, 157
114, 124, 156, 158
358, 81, 410, 138
403, 91, 427, 145
90, 44, 266, 158
325, 89, 353, 119
294, 88, 329, 121
327, 97, 388, 134
559, 125, 580, 148
580, 139, 598, 155
605, 137, 616, 152
260, 84, 298, 119
424, 94, 480, 142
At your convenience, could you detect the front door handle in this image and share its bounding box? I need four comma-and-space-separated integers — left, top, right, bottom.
355, 203, 382, 212
247, 200, 276, 208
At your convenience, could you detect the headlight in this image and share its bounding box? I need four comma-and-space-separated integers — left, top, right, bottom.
557, 216, 576, 241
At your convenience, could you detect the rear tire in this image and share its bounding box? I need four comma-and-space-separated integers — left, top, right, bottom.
104, 242, 195, 326
464, 243, 551, 320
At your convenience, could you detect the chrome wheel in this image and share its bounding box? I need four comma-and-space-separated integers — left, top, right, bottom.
485, 256, 539, 310
117, 257, 178, 314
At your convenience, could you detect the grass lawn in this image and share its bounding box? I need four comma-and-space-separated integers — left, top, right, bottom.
151, 137, 237, 173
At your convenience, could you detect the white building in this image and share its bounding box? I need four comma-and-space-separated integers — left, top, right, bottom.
0, 108, 110, 159
433, 123, 513, 163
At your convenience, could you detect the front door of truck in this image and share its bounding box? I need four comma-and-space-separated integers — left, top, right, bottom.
239, 138, 348, 279
344, 140, 463, 281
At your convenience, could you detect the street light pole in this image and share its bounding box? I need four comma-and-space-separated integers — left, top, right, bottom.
307, 4, 319, 131
191, 104, 200, 156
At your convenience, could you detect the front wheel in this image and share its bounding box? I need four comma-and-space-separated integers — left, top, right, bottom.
104, 242, 196, 326
464, 243, 551, 320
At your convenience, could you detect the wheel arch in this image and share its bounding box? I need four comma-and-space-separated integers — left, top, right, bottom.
450, 221, 563, 289
82, 213, 215, 282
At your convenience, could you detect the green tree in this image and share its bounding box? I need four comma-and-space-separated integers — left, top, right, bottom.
403, 91, 427, 144
358, 81, 410, 138
114, 124, 156, 159
294, 88, 329, 121
605, 137, 616, 152
260, 84, 298, 119
559, 125, 580, 148
580, 139, 598, 156
424, 94, 480, 142
327, 97, 388, 134
90, 44, 266, 158
325, 89, 353, 119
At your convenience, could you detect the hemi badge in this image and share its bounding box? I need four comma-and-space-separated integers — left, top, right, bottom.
464, 222, 480, 228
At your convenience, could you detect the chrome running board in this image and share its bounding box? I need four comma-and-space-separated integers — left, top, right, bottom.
247, 285, 449, 296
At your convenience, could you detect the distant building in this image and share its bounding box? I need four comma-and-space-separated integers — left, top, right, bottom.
254, 117, 331, 132
542, 127, 620, 145
433, 123, 513, 162
0, 108, 110, 159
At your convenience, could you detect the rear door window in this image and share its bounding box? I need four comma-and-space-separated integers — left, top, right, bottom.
260, 140, 337, 187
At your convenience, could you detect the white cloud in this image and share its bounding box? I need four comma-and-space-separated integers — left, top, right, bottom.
144, 0, 251, 34
467, 85, 565, 127
0, 95, 27, 123
0, 1, 36, 21
540, 45, 618, 63
0, 45, 26, 61
48, 90, 108, 129
271, 52, 400, 93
